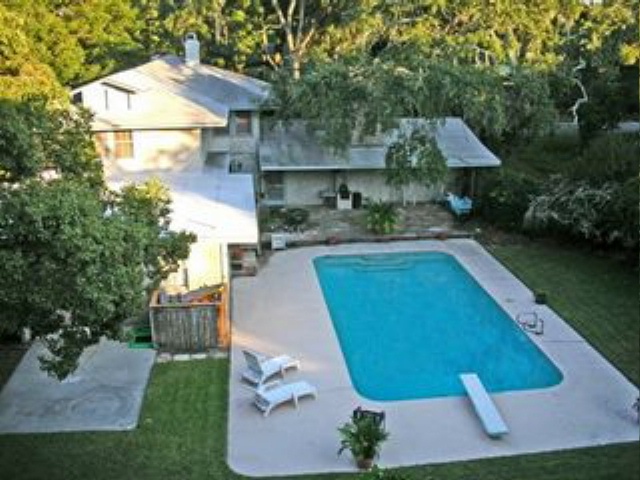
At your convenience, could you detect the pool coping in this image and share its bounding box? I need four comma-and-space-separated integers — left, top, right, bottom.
228, 239, 639, 477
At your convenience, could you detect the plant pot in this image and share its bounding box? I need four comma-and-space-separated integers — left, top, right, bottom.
356, 457, 374, 470
534, 291, 547, 304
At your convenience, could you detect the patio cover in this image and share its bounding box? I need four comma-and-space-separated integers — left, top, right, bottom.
260, 117, 501, 171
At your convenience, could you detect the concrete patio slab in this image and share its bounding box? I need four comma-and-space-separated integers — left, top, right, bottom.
228, 240, 639, 477
0, 338, 156, 433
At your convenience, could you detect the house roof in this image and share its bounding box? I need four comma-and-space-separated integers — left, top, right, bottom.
259, 117, 501, 171
107, 170, 258, 245
76, 55, 270, 131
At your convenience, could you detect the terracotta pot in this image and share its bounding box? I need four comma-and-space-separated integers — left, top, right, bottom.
356, 457, 374, 470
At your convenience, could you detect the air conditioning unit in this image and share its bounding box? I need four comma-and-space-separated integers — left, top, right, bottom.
271, 233, 287, 250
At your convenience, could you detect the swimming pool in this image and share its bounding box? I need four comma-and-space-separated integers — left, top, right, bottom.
314, 251, 563, 401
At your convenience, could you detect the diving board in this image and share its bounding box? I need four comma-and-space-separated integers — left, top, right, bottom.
460, 373, 509, 438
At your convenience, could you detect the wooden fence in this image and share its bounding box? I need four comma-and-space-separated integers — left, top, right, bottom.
149, 284, 230, 352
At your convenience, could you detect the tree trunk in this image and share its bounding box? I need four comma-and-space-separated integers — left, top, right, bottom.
291, 53, 302, 80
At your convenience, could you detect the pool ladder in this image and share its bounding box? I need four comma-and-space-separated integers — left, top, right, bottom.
516, 312, 544, 335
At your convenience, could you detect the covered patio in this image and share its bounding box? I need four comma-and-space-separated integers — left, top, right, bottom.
259, 117, 501, 207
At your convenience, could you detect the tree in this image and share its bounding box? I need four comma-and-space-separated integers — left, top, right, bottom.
272, 50, 556, 151
385, 123, 447, 205
2, 0, 141, 86
150, 0, 266, 71
263, 0, 360, 78
0, 5, 65, 102
0, 99, 195, 379
0, 99, 103, 185
307, 1, 585, 69
555, 0, 638, 136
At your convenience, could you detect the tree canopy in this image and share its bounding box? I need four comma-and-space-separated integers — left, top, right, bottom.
0, 99, 195, 379
1, 0, 635, 130
270, 50, 557, 150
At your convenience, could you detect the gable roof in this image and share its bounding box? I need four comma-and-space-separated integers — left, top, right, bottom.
259, 117, 501, 171
75, 55, 270, 131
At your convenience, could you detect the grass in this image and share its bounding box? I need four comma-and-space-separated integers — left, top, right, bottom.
488, 242, 639, 385
0, 242, 638, 479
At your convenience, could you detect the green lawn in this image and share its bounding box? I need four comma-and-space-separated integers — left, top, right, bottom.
489, 243, 639, 386
0, 242, 638, 479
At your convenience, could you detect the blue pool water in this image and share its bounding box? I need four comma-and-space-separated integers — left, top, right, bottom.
313, 252, 563, 401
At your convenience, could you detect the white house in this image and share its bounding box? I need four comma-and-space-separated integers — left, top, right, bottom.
74, 34, 502, 290
73, 34, 270, 289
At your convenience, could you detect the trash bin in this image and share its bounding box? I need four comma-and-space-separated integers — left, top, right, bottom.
352, 191, 362, 209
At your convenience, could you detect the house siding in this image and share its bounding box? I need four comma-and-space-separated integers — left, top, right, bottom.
98, 129, 202, 177
280, 170, 444, 206
283, 171, 333, 205
202, 112, 261, 173
164, 240, 226, 292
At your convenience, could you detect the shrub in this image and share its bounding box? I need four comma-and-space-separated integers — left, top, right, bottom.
479, 170, 540, 230
282, 207, 310, 229
259, 207, 310, 232
523, 176, 638, 249
365, 201, 397, 234
571, 133, 639, 183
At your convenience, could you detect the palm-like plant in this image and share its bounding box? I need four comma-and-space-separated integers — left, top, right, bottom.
338, 414, 389, 469
365, 201, 397, 234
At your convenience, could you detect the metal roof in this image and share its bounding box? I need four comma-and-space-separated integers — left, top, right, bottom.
107, 170, 258, 244
260, 117, 501, 171
76, 55, 270, 131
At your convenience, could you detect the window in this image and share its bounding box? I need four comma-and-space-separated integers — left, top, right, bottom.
94, 132, 109, 159
234, 111, 252, 135
72, 92, 83, 105
263, 172, 284, 204
114, 131, 134, 159
205, 152, 228, 169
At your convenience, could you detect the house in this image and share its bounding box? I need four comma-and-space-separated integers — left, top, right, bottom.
72, 33, 269, 292
259, 117, 501, 207
74, 34, 269, 177
74, 33, 502, 291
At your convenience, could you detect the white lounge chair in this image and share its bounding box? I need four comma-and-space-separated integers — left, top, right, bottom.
459, 373, 509, 438
241, 349, 300, 386
253, 380, 317, 417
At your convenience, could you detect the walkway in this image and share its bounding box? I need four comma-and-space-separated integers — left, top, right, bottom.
0, 339, 155, 433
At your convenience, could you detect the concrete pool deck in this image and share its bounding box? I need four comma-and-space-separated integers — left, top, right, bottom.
228, 239, 639, 477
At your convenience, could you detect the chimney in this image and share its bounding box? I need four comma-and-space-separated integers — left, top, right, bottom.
184, 32, 200, 67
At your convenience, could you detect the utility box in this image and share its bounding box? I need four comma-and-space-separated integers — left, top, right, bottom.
336, 193, 353, 210
271, 233, 287, 250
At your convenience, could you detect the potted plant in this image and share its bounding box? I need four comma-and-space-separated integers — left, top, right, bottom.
534, 290, 548, 304
365, 201, 397, 234
338, 413, 389, 470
